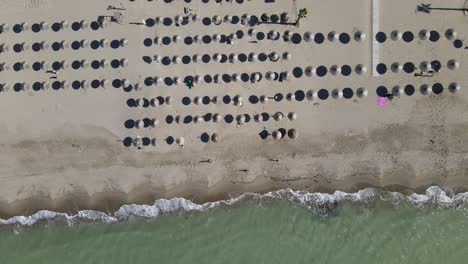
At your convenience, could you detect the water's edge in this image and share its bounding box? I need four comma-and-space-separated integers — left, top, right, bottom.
2, 186, 467, 227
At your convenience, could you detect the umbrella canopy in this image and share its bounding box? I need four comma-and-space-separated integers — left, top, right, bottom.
304, 32, 313, 42
448, 82, 460, 93
274, 112, 283, 121
176, 137, 185, 146
445, 29, 457, 40
194, 116, 203, 123
254, 114, 263, 122
133, 137, 142, 148
420, 84, 431, 95
136, 98, 145, 108
260, 95, 268, 104
251, 72, 262, 83
193, 35, 202, 43
305, 66, 315, 77
419, 61, 431, 72
269, 52, 280, 62
332, 88, 343, 99
213, 113, 222, 123
356, 87, 368, 98
390, 30, 401, 41
267, 30, 280, 40
418, 30, 430, 40
248, 28, 256, 37
211, 133, 220, 143
355, 64, 367, 75
233, 95, 243, 106
447, 59, 459, 70
165, 96, 174, 105
229, 53, 238, 63
354, 31, 366, 42
213, 53, 223, 62
213, 34, 222, 42
193, 96, 201, 105
248, 52, 257, 61
392, 85, 403, 96
306, 90, 317, 100
172, 35, 181, 43
135, 120, 144, 129
288, 112, 297, 121
286, 93, 295, 101
282, 52, 291, 60
330, 65, 341, 75
194, 75, 203, 85
391, 62, 402, 73
232, 73, 241, 82
272, 130, 282, 140
212, 96, 221, 104
236, 114, 245, 124
287, 129, 298, 139
327, 31, 338, 41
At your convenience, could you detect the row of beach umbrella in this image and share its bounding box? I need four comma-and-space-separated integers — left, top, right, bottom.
0, 20, 106, 34
10, 58, 128, 72
3, 38, 128, 54
375, 29, 459, 43
148, 51, 290, 66
375, 59, 459, 75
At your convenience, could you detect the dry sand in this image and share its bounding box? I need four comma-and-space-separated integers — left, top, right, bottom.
0, 0, 468, 217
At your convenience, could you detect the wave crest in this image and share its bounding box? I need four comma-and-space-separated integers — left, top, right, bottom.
1, 186, 467, 227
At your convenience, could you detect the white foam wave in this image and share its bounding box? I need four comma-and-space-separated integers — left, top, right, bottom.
1, 186, 468, 227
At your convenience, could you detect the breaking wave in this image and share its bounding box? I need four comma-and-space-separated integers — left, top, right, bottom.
2, 186, 468, 227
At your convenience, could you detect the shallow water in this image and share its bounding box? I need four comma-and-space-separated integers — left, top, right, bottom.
2, 191, 468, 264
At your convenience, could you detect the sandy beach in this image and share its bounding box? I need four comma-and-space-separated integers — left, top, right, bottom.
0, 0, 467, 218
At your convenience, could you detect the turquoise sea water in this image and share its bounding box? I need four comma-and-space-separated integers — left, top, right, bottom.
2, 187, 468, 264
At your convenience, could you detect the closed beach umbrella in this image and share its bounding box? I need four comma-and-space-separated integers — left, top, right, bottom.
214, 53, 222, 62
282, 52, 291, 60
136, 98, 145, 108
288, 129, 298, 139
330, 65, 341, 75
213, 34, 222, 42
151, 138, 158, 146
234, 95, 243, 106
192, 14, 200, 22
133, 137, 142, 148
224, 15, 233, 23
193, 35, 202, 44
390, 30, 401, 41
306, 90, 317, 100
120, 58, 128, 67
251, 72, 261, 83
212, 15, 222, 25
80, 80, 89, 89
100, 38, 109, 47
269, 52, 280, 61
80, 39, 89, 48
266, 71, 277, 80
392, 85, 403, 96
332, 89, 343, 99
172, 35, 181, 43
192, 54, 202, 63
213, 113, 222, 123
391, 62, 402, 73
194, 75, 203, 85
419, 61, 431, 72
248, 52, 257, 62
232, 73, 241, 82
447, 59, 459, 70
100, 79, 108, 88
420, 84, 431, 95
153, 55, 162, 63
304, 32, 313, 42
328, 31, 338, 41
172, 56, 182, 64
213, 74, 220, 83
135, 119, 144, 129
194, 116, 203, 123
305, 66, 315, 77
267, 30, 280, 40
355, 64, 367, 75
274, 112, 283, 121
229, 33, 238, 41
194, 96, 201, 105
121, 78, 130, 88
229, 53, 238, 63
154, 77, 163, 86
236, 114, 245, 124
354, 31, 366, 42
260, 95, 268, 104
272, 130, 282, 140
100, 59, 108, 68
280, 71, 290, 81
448, 82, 460, 93
254, 114, 263, 122
284, 30, 293, 41
356, 87, 368, 98
288, 112, 297, 121
248, 28, 257, 37
150, 97, 158, 107
165, 96, 174, 105
445, 29, 457, 40
418, 30, 430, 40
286, 93, 295, 101
173, 77, 181, 85
211, 133, 220, 143
176, 137, 185, 146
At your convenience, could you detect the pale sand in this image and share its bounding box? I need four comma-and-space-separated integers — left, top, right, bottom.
0, 0, 468, 217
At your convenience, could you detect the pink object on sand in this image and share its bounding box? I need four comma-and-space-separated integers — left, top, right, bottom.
377, 96, 387, 107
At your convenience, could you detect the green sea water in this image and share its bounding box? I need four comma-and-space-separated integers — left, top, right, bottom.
2, 201, 468, 264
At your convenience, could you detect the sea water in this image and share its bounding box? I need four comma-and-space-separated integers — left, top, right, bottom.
2, 186, 468, 264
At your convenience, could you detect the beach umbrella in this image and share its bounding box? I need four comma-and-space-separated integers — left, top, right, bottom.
305, 66, 315, 77
150, 97, 159, 107
60, 81, 68, 89
0, 43, 9, 53
79, 39, 88, 48
269, 52, 280, 62
390, 30, 401, 41
154, 36, 162, 45
100, 59, 108, 68
229, 33, 238, 41
213, 53, 223, 62
241, 14, 251, 24
176, 137, 185, 146
153, 77, 163, 86
282, 52, 291, 60
280, 71, 290, 81
236, 114, 245, 125
60, 21, 68, 29
248, 52, 257, 62
272, 130, 282, 140
212, 15, 222, 25
306, 90, 317, 101
213, 113, 222, 123
229, 53, 238, 63
284, 30, 293, 41
165, 96, 174, 105
265, 71, 277, 81
254, 114, 263, 122
79, 20, 88, 29
420, 84, 431, 95
172, 35, 181, 43
194, 75, 203, 85
0, 83, 9, 91
119, 38, 128, 47
213, 74, 220, 83
135, 120, 144, 129
0, 23, 9, 33
419, 61, 431, 72
267, 30, 280, 40
80, 80, 89, 89
274, 112, 283, 121
211, 133, 220, 143
194, 96, 201, 105
192, 14, 200, 22
392, 85, 403, 96
260, 95, 268, 104
332, 89, 343, 99
418, 30, 430, 40
100, 38, 109, 48
391, 62, 402, 73
224, 15, 233, 23
100, 79, 108, 88
39, 21, 48, 31
248, 28, 256, 37
447, 59, 459, 70
355, 64, 367, 75
212, 96, 221, 104
153, 55, 162, 63
251, 72, 262, 83
234, 95, 243, 106
175, 115, 182, 124
133, 137, 142, 148
287, 129, 298, 139
288, 112, 297, 121
121, 78, 130, 88
304, 32, 314, 42
192, 54, 202, 63
356, 87, 368, 98
213, 34, 222, 42
172, 56, 182, 64
232, 73, 241, 82
151, 138, 158, 146
354, 31, 366, 42
445, 29, 457, 40
448, 82, 460, 93
175, 16, 183, 25
286, 93, 295, 101
193, 35, 202, 44
330, 65, 341, 75
136, 98, 145, 108
327, 31, 338, 41
120, 58, 128, 68
194, 116, 203, 123
173, 76, 182, 85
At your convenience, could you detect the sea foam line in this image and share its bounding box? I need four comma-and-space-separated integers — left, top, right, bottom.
1, 186, 468, 227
